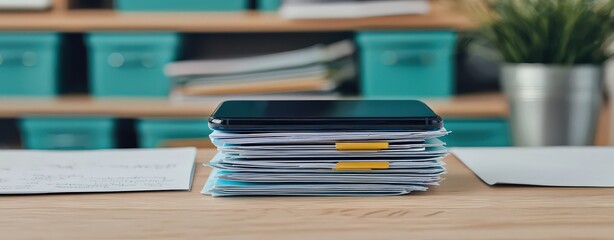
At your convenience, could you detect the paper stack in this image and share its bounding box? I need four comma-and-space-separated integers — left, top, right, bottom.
202, 129, 449, 196
164, 41, 355, 100
280, 0, 430, 19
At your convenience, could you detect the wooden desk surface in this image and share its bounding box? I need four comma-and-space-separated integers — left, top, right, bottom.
2, 150, 614, 240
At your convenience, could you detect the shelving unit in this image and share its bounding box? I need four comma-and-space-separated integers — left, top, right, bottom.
6, 94, 609, 145
0, 93, 507, 118
1, 0, 609, 147
0, 0, 483, 119
0, 1, 474, 31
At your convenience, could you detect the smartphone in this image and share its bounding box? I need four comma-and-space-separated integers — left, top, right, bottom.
208, 100, 442, 132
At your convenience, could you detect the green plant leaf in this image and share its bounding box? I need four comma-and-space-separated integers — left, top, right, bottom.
467, 0, 614, 64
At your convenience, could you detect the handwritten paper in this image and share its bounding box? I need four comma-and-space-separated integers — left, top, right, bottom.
0, 148, 197, 194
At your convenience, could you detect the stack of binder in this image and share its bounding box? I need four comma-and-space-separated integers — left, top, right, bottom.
203, 127, 449, 197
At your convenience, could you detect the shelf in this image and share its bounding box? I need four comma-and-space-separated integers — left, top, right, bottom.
0, 3, 474, 32
2, 94, 608, 145
0, 93, 507, 118
0, 96, 217, 118
425, 93, 508, 118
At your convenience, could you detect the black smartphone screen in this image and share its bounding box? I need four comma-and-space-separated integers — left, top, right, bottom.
209, 100, 442, 132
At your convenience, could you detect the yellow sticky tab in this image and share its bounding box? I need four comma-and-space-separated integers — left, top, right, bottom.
335, 142, 389, 151
334, 162, 390, 171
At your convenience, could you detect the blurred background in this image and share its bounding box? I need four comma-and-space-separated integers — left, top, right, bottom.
0, 0, 610, 150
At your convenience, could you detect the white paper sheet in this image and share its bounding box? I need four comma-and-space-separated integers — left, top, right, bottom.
0, 148, 197, 194
210, 129, 449, 145
220, 159, 445, 168
218, 173, 442, 185
452, 147, 614, 187
202, 169, 428, 197
216, 162, 444, 171
216, 139, 445, 150
220, 156, 444, 163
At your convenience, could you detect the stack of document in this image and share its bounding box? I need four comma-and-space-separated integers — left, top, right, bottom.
202, 129, 449, 196
164, 41, 355, 100
279, 0, 430, 19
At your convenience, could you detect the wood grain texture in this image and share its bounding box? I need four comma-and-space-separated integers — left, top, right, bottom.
0, 95, 218, 118
596, 104, 611, 145
0, 2, 474, 32
0, 93, 507, 118
425, 93, 509, 118
1, 93, 608, 146
51, 0, 68, 14
2, 150, 614, 240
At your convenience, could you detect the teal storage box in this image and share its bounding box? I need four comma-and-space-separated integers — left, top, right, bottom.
137, 118, 212, 148
442, 119, 511, 147
116, 0, 248, 12
0, 33, 60, 96
86, 33, 179, 97
357, 31, 457, 97
20, 117, 115, 150
258, 0, 282, 11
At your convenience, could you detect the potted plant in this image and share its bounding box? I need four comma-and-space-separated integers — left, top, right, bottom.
461, 0, 614, 146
